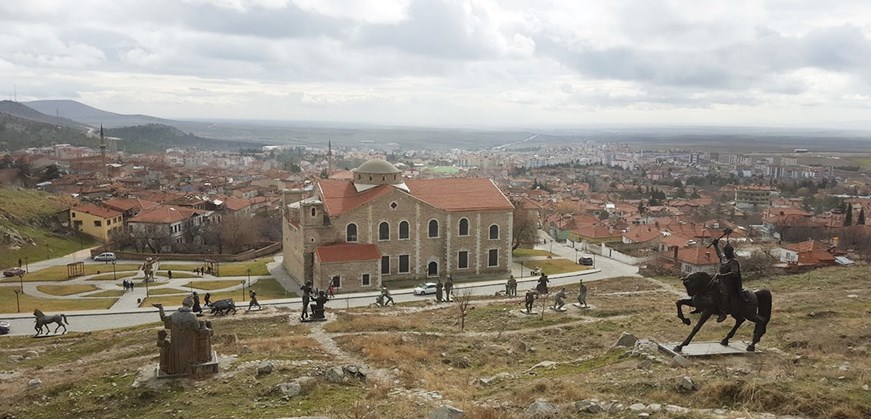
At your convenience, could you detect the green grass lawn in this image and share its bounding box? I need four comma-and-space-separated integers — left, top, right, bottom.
157, 258, 271, 277
157, 270, 198, 279
512, 249, 557, 258
86, 272, 137, 281
0, 287, 117, 313
139, 277, 292, 307
181, 279, 245, 291
14, 264, 141, 282
518, 258, 589, 275
36, 284, 99, 296
87, 290, 125, 298
0, 224, 97, 270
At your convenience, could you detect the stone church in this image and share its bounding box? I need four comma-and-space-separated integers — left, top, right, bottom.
282, 159, 514, 292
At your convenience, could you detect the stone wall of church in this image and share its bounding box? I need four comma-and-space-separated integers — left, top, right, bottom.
313, 259, 380, 294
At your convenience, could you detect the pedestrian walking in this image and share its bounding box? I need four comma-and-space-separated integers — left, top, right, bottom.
192, 292, 202, 314
204, 292, 212, 307
167, 270, 173, 280
122, 279, 128, 291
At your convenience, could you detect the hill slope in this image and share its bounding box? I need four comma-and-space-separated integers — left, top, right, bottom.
106, 123, 266, 153
0, 188, 95, 268
0, 101, 87, 129
24, 99, 173, 128
0, 113, 93, 152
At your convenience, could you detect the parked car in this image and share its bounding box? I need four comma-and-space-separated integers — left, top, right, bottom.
578, 257, 594, 266
0, 321, 10, 335
2, 267, 25, 277
93, 252, 117, 262
413, 282, 438, 295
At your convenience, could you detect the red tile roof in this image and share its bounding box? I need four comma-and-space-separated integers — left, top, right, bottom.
71, 203, 122, 220
318, 178, 514, 216
128, 206, 204, 224
103, 198, 160, 213
404, 178, 514, 212
676, 246, 719, 266
623, 225, 661, 243
315, 243, 381, 263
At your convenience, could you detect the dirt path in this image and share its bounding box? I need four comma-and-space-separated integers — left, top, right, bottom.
307, 316, 396, 384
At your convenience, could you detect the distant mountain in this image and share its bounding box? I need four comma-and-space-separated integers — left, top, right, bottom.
0, 113, 93, 152
106, 123, 266, 153
0, 100, 87, 129
23, 100, 173, 128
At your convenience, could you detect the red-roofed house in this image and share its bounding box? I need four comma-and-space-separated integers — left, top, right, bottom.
282, 159, 514, 292
313, 244, 382, 290
70, 203, 124, 241
773, 239, 837, 268
127, 206, 211, 250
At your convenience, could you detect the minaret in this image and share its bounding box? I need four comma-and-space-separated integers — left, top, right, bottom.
327, 140, 333, 179
100, 124, 108, 180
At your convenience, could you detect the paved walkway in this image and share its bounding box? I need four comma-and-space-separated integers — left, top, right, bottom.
0, 233, 641, 336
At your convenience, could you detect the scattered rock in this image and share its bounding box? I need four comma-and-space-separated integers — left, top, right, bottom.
672, 355, 689, 367
274, 381, 302, 397
8, 355, 23, 363
240, 345, 252, 354
862, 384, 868, 391
22, 350, 39, 359
221, 333, 238, 345
256, 361, 273, 376
429, 405, 465, 419
524, 400, 559, 418
451, 356, 471, 369
638, 413, 649, 418
847, 294, 858, 298
629, 403, 646, 412
512, 340, 528, 353
27, 378, 42, 389
614, 332, 638, 347
678, 376, 696, 392
647, 403, 662, 413
324, 366, 345, 383
665, 405, 689, 414
636, 360, 652, 370
575, 400, 602, 413
526, 361, 558, 373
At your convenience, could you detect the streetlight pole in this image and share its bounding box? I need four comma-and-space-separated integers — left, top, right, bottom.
575, 248, 579, 264
14, 290, 20, 313
241, 280, 246, 301
19, 273, 24, 294
247, 268, 251, 288
112, 261, 117, 280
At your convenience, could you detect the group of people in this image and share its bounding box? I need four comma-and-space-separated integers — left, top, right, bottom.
190, 266, 213, 276
433, 276, 454, 303
299, 281, 327, 320
522, 278, 588, 313
122, 279, 136, 291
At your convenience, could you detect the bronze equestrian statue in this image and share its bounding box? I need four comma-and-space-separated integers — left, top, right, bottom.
674, 236, 771, 352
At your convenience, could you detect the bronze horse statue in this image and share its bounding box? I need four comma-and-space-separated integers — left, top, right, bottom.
33, 309, 69, 336
675, 272, 771, 352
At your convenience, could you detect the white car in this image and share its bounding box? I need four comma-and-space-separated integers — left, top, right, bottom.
93, 252, 117, 262
413, 282, 438, 296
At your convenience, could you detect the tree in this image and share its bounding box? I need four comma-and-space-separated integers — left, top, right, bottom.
844, 203, 853, 226
510, 197, 539, 250
858, 207, 866, 225
454, 287, 474, 331
40, 164, 62, 182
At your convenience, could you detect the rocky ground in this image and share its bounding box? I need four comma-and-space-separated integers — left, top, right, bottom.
0, 267, 868, 418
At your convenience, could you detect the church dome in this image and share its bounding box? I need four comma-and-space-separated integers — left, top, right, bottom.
354, 159, 401, 175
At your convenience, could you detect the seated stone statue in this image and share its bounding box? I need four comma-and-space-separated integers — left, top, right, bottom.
153, 296, 215, 376
309, 291, 329, 320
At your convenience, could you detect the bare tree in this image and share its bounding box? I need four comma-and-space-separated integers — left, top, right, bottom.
511, 197, 539, 250
454, 287, 475, 331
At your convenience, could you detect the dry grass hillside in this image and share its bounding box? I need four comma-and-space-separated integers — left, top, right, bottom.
0, 266, 868, 418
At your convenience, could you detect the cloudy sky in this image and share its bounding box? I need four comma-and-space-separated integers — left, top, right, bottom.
3, 0, 871, 128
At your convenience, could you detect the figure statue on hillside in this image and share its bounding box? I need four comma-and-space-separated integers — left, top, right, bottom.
152, 297, 216, 376
142, 257, 160, 282
553, 287, 567, 310
506, 275, 517, 297
536, 272, 549, 294
712, 234, 742, 323
309, 290, 328, 320
577, 279, 588, 308
444, 275, 454, 302
300, 281, 313, 320
524, 289, 536, 313
435, 278, 444, 302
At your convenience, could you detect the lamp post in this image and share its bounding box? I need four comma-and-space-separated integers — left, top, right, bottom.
13, 290, 20, 313
575, 248, 579, 264
112, 261, 117, 280
246, 268, 251, 288
18, 273, 24, 294
241, 280, 246, 301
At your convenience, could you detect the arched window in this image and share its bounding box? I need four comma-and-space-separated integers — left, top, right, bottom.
399, 221, 409, 239
379, 222, 390, 241
346, 223, 358, 242
458, 218, 469, 236
427, 261, 438, 276
489, 224, 499, 240
310, 207, 316, 217
428, 220, 439, 238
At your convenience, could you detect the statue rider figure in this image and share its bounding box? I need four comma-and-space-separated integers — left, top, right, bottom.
712, 238, 742, 323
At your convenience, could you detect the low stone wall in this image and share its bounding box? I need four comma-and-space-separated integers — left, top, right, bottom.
90, 242, 281, 262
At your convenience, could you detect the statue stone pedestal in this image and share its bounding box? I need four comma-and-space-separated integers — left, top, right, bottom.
153, 298, 218, 378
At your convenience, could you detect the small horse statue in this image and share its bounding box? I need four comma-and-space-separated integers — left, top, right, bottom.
675, 272, 771, 352
33, 309, 69, 337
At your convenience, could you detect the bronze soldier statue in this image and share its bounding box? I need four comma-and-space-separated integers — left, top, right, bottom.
712, 238, 742, 323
